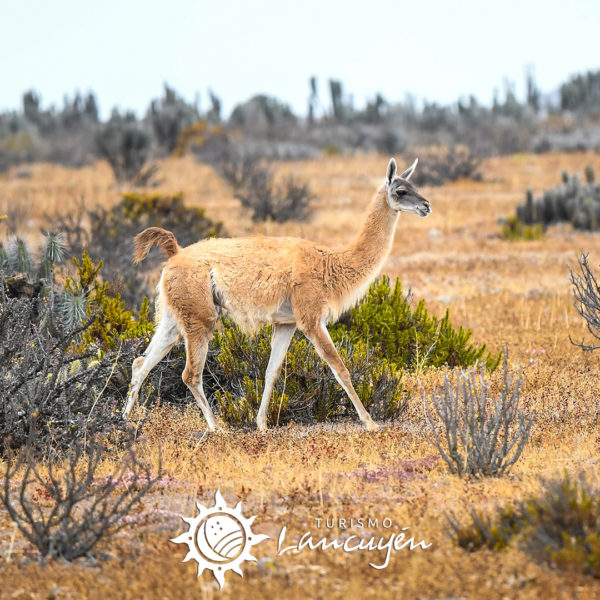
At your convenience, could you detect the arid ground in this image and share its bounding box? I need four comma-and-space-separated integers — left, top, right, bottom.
1, 152, 600, 599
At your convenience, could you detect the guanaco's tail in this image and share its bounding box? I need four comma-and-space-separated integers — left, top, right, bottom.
133, 227, 180, 263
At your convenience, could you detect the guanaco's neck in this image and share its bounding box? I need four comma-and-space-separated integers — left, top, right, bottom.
331, 185, 399, 291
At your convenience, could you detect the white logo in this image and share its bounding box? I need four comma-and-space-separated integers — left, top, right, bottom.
171, 489, 269, 589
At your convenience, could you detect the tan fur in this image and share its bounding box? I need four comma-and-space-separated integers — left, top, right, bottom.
123, 159, 431, 431
160, 188, 397, 330
133, 227, 180, 263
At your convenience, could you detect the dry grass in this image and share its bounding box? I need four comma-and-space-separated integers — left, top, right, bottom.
1, 152, 600, 599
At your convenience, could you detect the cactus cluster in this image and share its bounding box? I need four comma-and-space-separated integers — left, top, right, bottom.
516, 166, 600, 231
0, 235, 150, 452
0, 235, 152, 351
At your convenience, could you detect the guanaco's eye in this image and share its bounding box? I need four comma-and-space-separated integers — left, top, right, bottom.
396, 187, 407, 196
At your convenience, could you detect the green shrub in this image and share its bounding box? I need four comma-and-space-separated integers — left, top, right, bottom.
448, 504, 522, 551
197, 276, 497, 427
332, 276, 500, 371
210, 320, 406, 426
63, 251, 153, 352
501, 215, 544, 240
448, 471, 600, 578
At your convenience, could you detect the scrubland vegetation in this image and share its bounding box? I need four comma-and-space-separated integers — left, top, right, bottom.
1, 70, 600, 598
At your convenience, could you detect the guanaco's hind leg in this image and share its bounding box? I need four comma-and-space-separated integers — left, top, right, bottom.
124, 307, 181, 418
300, 320, 378, 431
182, 331, 221, 431
165, 266, 221, 431
256, 323, 296, 431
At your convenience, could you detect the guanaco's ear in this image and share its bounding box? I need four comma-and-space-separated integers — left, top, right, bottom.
400, 158, 418, 180
386, 158, 397, 185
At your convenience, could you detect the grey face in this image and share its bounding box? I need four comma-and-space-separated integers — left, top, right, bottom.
385, 158, 432, 217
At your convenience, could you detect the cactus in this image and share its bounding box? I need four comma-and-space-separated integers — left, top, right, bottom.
514, 168, 600, 232
206, 90, 222, 124
308, 76, 318, 125
1, 233, 66, 304
11, 239, 31, 274
585, 164, 595, 184
329, 79, 345, 121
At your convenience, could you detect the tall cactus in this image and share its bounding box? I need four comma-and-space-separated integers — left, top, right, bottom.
329, 79, 344, 121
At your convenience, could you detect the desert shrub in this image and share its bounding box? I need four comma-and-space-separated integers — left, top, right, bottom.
209, 320, 406, 426
374, 130, 406, 155
333, 276, 500, 371
500, 215, 544, 240
216, 147, 262, 191
560, 70, 600, 114
233, 160, 314, 223
96, 111, 156, 185
0, 236, 149, 452
53, 191, 223, 305
173, 120, 228, 158
411, 145, 482, 186
240, 172, 313, 223
0, 291, 139, 453
448, 504, 521, 551
147, 84, 200, 154
0, 432, 158, 560
515, 169, 600, 231
229, 94, 297, 139
424, 353, 534, 477
0, 148, 15, 173
569, 252, 600, 350
448, 471, 600, 578
204, 143, 315, 223
0, 131, 38, 172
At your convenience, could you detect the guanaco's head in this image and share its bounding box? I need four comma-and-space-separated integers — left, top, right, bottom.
385, 158, 431, 217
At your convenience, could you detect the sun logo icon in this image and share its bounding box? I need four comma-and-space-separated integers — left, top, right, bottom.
170, 489, 269, 589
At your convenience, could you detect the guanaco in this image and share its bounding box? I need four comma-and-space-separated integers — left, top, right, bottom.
124, 158, 431, 431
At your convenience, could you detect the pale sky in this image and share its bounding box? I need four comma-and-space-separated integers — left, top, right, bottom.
1, 0, 599, 119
